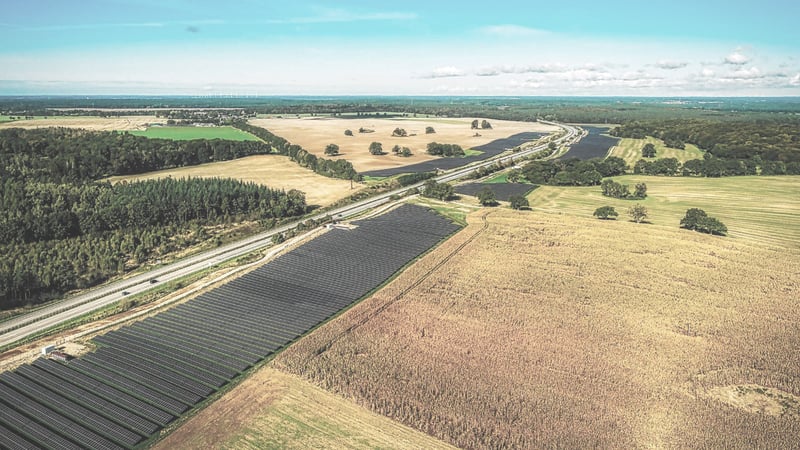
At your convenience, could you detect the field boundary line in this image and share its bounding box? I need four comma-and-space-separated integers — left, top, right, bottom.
310, 210, 492, 358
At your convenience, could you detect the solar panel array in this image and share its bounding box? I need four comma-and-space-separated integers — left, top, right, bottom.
0, 204, 460, 449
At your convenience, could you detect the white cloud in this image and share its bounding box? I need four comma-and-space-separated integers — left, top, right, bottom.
701, 68, 715, 77
424, 66, 465, 78
725, 51, 750, 65
479, 24, 548, 37
725, 67, 762, 79
791, 74, 800, 86
655, 60, 688, 70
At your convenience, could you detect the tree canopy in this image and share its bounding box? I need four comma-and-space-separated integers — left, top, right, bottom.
593, 206, 619, 220
680, 208, 727, 235
521, 157, 626, 187
369, 142, 384, 155
477, 186, 497, 206
421, 179, 454, 201
642, 143, 656, 158
628, 204, 648, 223
508, 195, 529, 210
324, 143, 340, 156
427, 142, 465, 157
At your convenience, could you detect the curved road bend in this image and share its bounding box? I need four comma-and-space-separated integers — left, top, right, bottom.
0, 121, 578, 348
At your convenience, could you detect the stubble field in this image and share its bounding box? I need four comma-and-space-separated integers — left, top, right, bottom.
153, 367, 455, 449
273, 207, 800, 448
249, 117, 557, 172
129, 126, 259, 141
0, 115, 160, 131
106, 155, 358, 207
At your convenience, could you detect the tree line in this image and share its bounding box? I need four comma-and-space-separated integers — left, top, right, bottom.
634, 155, 798, 177
232, 121, 360, 180
520, 157, 628, 186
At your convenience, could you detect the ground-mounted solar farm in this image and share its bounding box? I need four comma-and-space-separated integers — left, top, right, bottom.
454, 182, 537, 202
558, 125, 620, 160
0, 204, 460, 449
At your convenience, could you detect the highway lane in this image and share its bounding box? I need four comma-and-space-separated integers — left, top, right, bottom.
0, 121, 578, 348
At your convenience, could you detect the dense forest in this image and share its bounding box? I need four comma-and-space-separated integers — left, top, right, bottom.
612, 119, 800, 175
0, 127, 273, 183
0, 128, 307, 309
232, 121, 359, 180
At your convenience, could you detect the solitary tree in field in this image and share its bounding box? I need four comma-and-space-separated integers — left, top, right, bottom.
324, 144, 340, 156
593, 205, 619, 220
680, 208, 727, 235
344, 129, 353, 136
369, 142, 384, 155
642, 143, 656, 158
481, 120, 492, 129
628, 204, 648, 223
471, 119, 480, 129
680, 208, 707, 230
425, 126, 436, 134
477, 186, 497, 206
400, 147, 412, 157
509, 195, 529, 210
392, 127, 408, 137
392, 144, 401, 154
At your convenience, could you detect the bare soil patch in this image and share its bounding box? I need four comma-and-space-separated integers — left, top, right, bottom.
0, 116, 160, 131
106, 155, 358, 207
706, 385, 800, 418
250, 117, 557, 172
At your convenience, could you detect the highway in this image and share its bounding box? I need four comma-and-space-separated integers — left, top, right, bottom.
0, 121, 578, 348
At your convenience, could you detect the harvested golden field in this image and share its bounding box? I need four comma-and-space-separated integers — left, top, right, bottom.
154, 367, 455, 450
0, 115, 160, 131
249, 117, 557, 172
274, 209, 800, 449
106, 155, 358, 207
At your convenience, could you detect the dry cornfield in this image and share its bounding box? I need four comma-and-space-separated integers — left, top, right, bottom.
274, 208, 800, 449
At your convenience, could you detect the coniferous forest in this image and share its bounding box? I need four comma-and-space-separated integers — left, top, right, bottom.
0, 128, 307, 309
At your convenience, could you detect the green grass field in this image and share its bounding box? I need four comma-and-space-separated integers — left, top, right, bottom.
609, 136, 704, 168
130, 126, 260, 141
526, 175, 800, 249
484, 173, 509, 183
462, 149, 484, 157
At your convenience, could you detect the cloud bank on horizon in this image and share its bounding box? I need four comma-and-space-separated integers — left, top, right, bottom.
1, 0, 798, 96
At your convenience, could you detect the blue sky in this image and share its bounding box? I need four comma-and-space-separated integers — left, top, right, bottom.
1, 0, 798, 95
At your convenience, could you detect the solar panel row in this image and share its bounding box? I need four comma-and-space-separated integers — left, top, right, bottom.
0, 204, 461, 448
